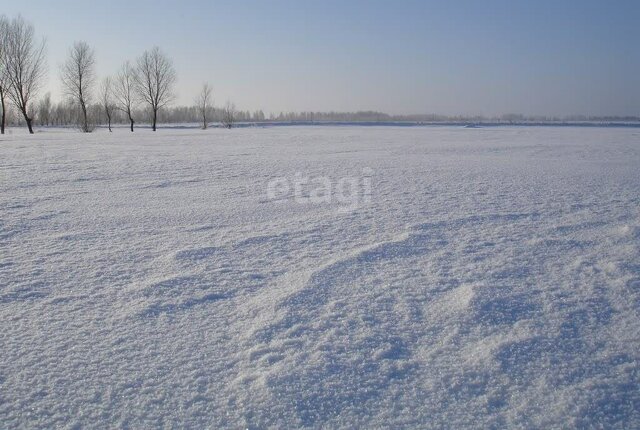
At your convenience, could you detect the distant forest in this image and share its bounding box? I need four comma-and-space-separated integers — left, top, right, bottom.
4, 101, 639, 129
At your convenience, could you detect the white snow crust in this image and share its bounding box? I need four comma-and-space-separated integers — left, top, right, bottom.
1, 126, 639, 428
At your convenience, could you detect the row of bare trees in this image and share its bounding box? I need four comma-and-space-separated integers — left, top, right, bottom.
0, 15, 237, 134
60, 42, 177, 133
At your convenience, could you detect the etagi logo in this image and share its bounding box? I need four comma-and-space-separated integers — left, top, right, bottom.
266, 168, 374, 212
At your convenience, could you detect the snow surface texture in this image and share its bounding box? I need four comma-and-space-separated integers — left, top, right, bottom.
1, 126, 639, 428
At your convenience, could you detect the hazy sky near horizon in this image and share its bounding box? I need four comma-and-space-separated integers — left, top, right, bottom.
3, 0, 640, 116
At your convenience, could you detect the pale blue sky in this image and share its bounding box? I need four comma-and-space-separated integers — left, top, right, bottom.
5, 0, 640, 116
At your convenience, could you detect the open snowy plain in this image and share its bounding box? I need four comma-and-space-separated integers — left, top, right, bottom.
1, 125, 639, 428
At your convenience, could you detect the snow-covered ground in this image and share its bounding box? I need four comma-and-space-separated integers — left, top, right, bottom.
1, 126, 639, 428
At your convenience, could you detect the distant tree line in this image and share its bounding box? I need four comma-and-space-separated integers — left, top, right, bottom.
5, 101, 635, 131
1, 15, 638, 135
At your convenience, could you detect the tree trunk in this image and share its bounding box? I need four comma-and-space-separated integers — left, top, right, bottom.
202, 113, 207, 130
152, 109, 157, 132
26, 116, 34, 134
129, 114, 134, 132
1, 98, 5, 135
105, 108, 112, 132
81, 102, 89, 132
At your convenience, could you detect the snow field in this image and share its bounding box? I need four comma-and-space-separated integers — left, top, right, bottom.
1, 126, 639, 428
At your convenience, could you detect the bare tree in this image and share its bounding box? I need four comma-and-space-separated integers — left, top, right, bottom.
134, 47, 176, 131
0, 15, 9, 134
113, 61, 137, 132
100, 76, 115, 132
3, 16, 46, 134
61, 41, 96, 132
221, 100, 236, 129
195, 83, 212, 129
0, 78, 7, 133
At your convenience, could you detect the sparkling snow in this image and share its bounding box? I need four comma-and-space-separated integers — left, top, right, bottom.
1, 126, 639, 428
